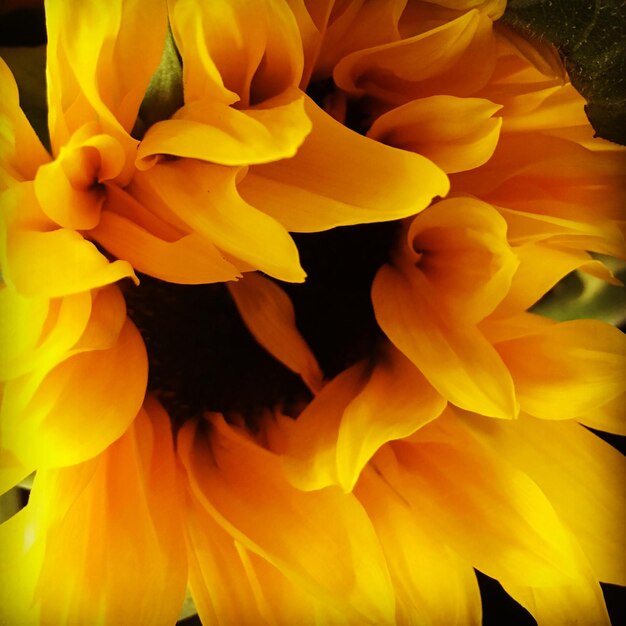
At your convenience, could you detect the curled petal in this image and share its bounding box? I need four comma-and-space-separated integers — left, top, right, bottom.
496, 320, 626, 420
466, 413, 626, 586
4, 227, 136, 298
45, 0, 167, 150
368, 96, 502, 173
405, 197, 518, 323
131, 160, 305, 282
178, 414, 396, 623
3, 399, 186, 624
228, 273, 323, 393
372, 263, 517, 419
240, 96, 449, 232
3, 311, 147, 469
137, 88, 312, 167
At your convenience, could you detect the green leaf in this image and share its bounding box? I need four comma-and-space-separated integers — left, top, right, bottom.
501, 0, 626, 145
532, 257, 626, 325
136, 27, 183, 136
0, 45, 50, 151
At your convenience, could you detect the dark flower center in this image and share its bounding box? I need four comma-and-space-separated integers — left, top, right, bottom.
124, 220, 399, 426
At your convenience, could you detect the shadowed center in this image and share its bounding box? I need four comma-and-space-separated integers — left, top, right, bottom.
124, 220, 400, 425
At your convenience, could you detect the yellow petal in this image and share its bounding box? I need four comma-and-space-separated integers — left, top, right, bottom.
496, 320, 626, 420
577, 395, 626, 436
33, 125, 126, 230
334, 10, 496, 102
466, 413, 626, 586
18, 399, 186, 624
45, 0, 167, 150
0, 57, 50, 185
228, 273, 323, 393
178, 414, 395, 623
493, 243, 620, 317
281, 362, 368, 491
500, 206, 625, 260
4, 314, 147, 469
336, 345, 446, 492
502, 579, 610, 626
240, 95, 449, 232
356, 464, 482, 626
0, 290, 91, 381
368, 96, 502, 173
184, 495, 270, 625
405, 197, 519, 323
131, 160, 305, 282
93, 187, 240, 284
5, 227, 136, 298
137, 88, 312, 167
392, 410, 596, 588
0, 507, 43, 624
372, 263, 517, 418
185, 486, 323, 624
169, 0, 303, 106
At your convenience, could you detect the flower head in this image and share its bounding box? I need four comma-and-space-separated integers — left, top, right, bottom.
0, 0, 624, 625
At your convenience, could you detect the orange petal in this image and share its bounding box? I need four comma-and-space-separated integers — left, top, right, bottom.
372, 263, 517, 418
131, 160, 305, 282
496, 320, 626, 420
5, 227, 136, 298
368, 96, 502, 173
3, 313, 147, 469
45, 0, 167, 150
227, 273, 323, 393
356, 464, 482, 625
336, 347, 446, 492
168, 0, 303, 106
0, 57, 50, 185
334, 10, 496, 102
240, 95, 449, 232
137, 88, 312, 167
178, 414, 396, 623
405, 197, 518, 323
466, 413, 626, 586
391, 410, 599, 588
493, 243, 620, 317
14, 399, 186, 624
184, 485, 323, 624
95, 211, 240, 284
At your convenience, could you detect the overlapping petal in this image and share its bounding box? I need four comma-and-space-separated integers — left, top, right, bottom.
240, 95, 449, 232
355, 462, 482, 626
0, 399, 186, 624
282, 345, 446, 492
466, 413, 626, 586
368, 95, 502, 173
131, 159, 305, 282
45, 0, 167, 151
495, 319, 626, 421
228, 272, 323, 393
1, 287, 147, 469
178, 413, 395, 624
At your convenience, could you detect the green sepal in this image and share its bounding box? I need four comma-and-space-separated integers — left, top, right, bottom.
0, 45, 50, 151
532, 257, 626, 326
136, 27, 183, 135
501, 0, 626, 146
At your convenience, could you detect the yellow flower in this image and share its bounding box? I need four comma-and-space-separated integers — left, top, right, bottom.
0, 0, 624, 625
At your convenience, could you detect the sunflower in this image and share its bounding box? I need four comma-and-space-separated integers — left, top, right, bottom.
0, 0, 624, 625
